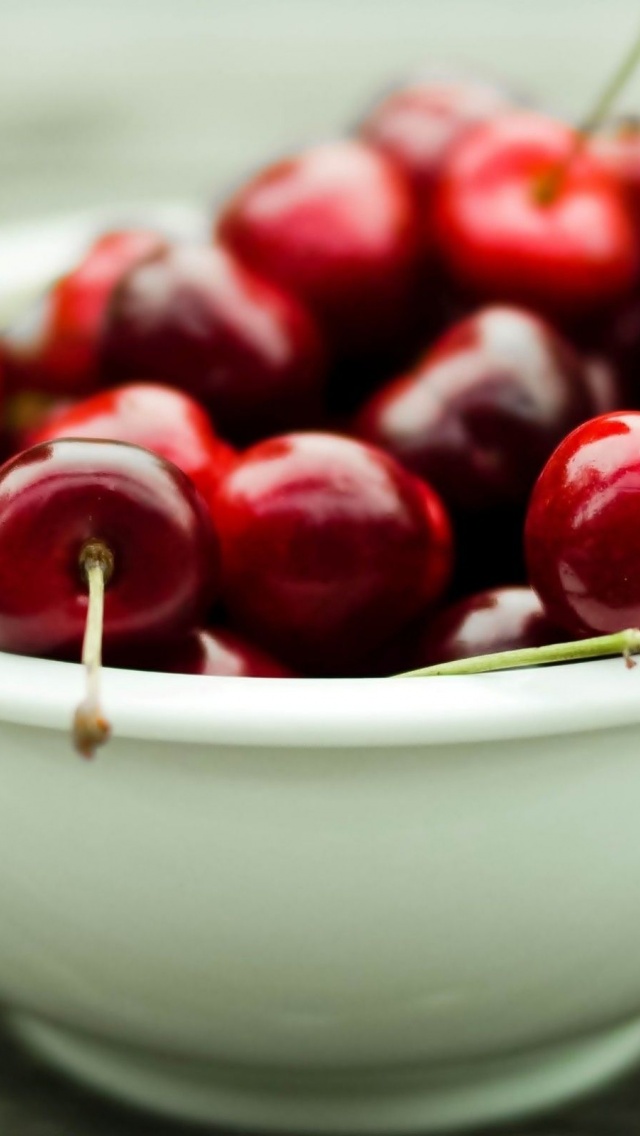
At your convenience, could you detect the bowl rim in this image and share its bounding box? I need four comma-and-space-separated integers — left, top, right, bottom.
2, 208, 639, 750
2, 651, 640, 747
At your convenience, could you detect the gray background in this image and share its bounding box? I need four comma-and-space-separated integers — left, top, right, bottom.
2, 0, 640, 224
2, 0, 640, 1130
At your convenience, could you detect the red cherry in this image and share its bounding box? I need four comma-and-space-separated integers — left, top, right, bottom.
213, 432, 453, 674
26, 382, 235, 507
2, 230, 165, 396
120, 627, 295, 677
434, 113, 639, 319
0, 439, 217, 659
526, 411, 640, 636
217, 139, 421, 354
413, 585, 566, 667
356, 305, 592, 511
589, 117, 640, 227
101, 244, 326, 444
360, 71, 514, 242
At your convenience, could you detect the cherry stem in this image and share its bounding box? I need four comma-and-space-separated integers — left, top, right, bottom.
578, 27, 640, 138
393, 627, 640, 679
72, 540, 114, 759
534, 26, 640, 206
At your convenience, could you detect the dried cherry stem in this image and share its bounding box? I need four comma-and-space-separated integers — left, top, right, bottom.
72, 539, 114, 759
534, 26, 640, 205
394, 627, 640, 678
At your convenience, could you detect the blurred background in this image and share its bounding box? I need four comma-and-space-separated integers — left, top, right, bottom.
1, 0, 640, 224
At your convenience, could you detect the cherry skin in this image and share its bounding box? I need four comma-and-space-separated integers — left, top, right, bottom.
355, 305, 592, 512
212, 432, 453, 674
101, 244, 326, 444
119, 627, 295, 677
26, 382, 235, 507
434, 112, 639, 320
217, 139, 421, 354
589, 117, 640, 227
2, 230, 166, 396
413, 585, 567, 667
0, 439, 217, 658
526, 411, 640, 636
359, 70, 514, 242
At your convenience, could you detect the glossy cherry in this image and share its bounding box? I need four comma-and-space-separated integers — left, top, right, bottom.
359, 70, 514, 241
434, 112, 639, 319
2, 229, 166, 395
217, 139, 422, 354
413, 585, 566, 667
356, 305, 592, 512
27, 382, 236, 507
101, 244, 326, 444
0, 439, 217, 659
121, 627, 295, 677
212, 432, 453, 673
526, 411, 640, 636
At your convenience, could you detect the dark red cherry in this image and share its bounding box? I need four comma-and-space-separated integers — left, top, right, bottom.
2, 230, 166, 396
217, 139, 421, 354
356, 305, 592, 511
589, 117, 640, 227
570, 290, 640, 389
526, 411, 640, 636
27, 383, 235, 507
359, 71, 514, 243
0, 439, 217, 658
413, 585, 566, 667
120, 627, 295, 677
434, 113, 639, 319
101, 244, 326, 444
212, 432, 453, 674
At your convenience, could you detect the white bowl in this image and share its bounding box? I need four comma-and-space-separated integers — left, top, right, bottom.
4, 213, 640, 1135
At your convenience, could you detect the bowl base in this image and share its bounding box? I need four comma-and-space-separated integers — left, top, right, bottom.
8, 1011, 640, 1133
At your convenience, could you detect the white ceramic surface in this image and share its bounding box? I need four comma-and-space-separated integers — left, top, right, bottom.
3, 214, 640, 1134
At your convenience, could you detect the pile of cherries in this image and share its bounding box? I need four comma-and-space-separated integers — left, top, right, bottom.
3, 60, 640, 752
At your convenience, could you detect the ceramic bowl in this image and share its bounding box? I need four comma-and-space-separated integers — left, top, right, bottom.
3, 213, 640, 1136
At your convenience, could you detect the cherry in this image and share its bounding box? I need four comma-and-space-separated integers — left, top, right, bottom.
570, 290, 640, 388
526, 411, 640, 636
101, 244, 326, 444
2, 230, 166, 396
120, 627, 295, 677
589, 117, 640, 226
359, 69, 514, 244
0, 439, 217, 753
355, 305, 592, 512
26, 382, 235, 507
433, 112, 639, 319
217, 139, 421, 354
212, 432, 453, 674
412, 585, 566, 667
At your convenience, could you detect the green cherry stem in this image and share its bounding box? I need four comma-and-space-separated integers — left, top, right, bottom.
534, 25, 640, 205
578, 26, 640, 137
394, 627, 640, 679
